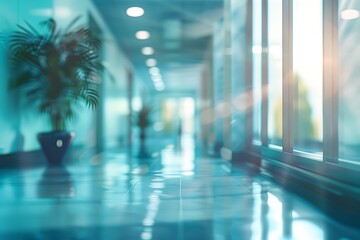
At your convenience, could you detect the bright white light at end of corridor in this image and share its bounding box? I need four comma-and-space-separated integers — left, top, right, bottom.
341, 9, 360, 20
126, 7, 144, 17
142, 47, 154, 55
136, 31, 150, 40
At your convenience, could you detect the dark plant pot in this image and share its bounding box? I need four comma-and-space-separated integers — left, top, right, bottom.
37, 131, 75, 165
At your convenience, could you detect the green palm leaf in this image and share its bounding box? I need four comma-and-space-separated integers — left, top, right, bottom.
9, 17, 103, 131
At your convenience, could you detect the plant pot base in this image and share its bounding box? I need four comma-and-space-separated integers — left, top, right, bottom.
37, 131, 75, 165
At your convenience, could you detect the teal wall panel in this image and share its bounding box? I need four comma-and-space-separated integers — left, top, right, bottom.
0, 1, 19, 154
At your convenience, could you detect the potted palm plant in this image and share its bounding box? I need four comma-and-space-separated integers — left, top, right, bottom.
135, 104, 152, 157
8, 17, 103, 165
137, 105, 152, 146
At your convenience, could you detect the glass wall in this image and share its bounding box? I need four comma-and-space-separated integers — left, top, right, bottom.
267, 0, 282, 148
231, 0, 247, 151
252, 0, 262, 145
213, 18, 225, 149
338, 0, 360, 165
292, 0, 323, 155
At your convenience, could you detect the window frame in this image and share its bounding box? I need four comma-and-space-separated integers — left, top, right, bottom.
249, 0, 360, 183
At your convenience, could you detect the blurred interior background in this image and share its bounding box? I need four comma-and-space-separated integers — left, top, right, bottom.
0, 0, 360, 239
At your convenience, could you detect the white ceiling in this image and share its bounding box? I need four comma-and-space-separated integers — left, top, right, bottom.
91, 0, 223, 93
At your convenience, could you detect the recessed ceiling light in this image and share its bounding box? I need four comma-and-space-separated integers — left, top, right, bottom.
341, 9, 359, 20
155, 84, 165, 91
142, 47, 154, 55
146, 58, 157, 67
136, 31, 150, 40
149, 67, 160, 75
151, 75, 162, 82
154, 81, 164, 88
126, 7, 144, 17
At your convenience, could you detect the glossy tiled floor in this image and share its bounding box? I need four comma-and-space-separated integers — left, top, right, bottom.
0, 137, 359, 240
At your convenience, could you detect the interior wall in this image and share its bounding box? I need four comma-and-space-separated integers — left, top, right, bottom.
0, 0, 54, 154
0, 1, 18, 154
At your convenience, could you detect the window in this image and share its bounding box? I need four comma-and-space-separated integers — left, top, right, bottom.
292, 0, 323, 155
338, 0, 360, 165
252, 0, 262, 145
267, 0, 282, 147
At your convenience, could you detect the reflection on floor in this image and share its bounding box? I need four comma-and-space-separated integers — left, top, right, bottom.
0, 136, 359, 240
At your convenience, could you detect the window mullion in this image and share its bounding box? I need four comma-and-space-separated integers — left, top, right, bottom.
246, 0, 254, 148
323, 0, 339, 163
261, 0, 269, 146
282, 0, 293, 153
